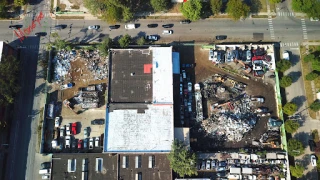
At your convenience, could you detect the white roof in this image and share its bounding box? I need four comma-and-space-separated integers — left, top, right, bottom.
242, 167, 253, 174
106, 104, 174, 152
0, 41, 3, 62
230, 167, 241, 174
266, 153, 277, 159
152, 47, 173, 104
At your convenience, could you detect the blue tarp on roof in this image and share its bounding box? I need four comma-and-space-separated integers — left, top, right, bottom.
172, 52, 180, 74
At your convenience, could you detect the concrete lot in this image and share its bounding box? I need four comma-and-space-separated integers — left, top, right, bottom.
51, 153, 117, 180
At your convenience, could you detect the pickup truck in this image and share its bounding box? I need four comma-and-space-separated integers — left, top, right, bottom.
60, 83, 74, 90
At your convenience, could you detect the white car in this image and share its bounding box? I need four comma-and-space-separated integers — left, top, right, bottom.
206, 159, 211, 170
60, 126, 65, 137
310, 17, 319, 21
54, 117, 60, 127
282, 50, 290, 60
188, 82, 192, 92
162, 30, 173, 35
66, 124, 71, 135
311, 155, 317, 166
42, 175, 50, 179
84, 127, 88, 138
89, 138, 94, 149
88, 25, 100, 30
95, 137, 99, 147
65, 136, 71, 148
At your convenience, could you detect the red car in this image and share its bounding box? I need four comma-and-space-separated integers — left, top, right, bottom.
72, 123, 77, 135
78, 139, 82, 149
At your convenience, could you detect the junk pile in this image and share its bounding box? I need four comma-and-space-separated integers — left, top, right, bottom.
80, 50, 108, 80
199, 74, 269, 142
53, 50, 76, 82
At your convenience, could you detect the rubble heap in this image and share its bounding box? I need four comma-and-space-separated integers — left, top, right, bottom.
80, 50, 108, 80
198, 74, 268, 142
53, 50, 76, 82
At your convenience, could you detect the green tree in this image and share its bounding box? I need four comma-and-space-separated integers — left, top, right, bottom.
103, 4, 122, 24
0, 0, 7, 18
311, 59, 320, 71
306, 71, 319, 81
136, 37, 146, 45
168, 140, 198, 177
280, 76, 293, 88
226, 0, 250, 20
288, 139, 304, 156
317, 159, 320, 171
304, 54, 315, 63
151, 0, 169, 12
310, 101, 320, 112
284, 120, 300, 134
180, 0, 203, 21
118, 34, 131, 48
276, 59, 291, 72
283, 102, 298, 115
290, 165, 304, 178
210, 0, 222, 15
98, 37, 112, 57
14, 0, 25, 6
122, 7, 133, 22
312, 129, 320, 142
83, 0, 107, 15
269, 0, 281, 3
0, 56, 20, 105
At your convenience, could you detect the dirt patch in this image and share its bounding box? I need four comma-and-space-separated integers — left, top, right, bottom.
178, 45, 279, 150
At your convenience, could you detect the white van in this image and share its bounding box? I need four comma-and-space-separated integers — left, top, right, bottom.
125, 24, 135, 29
39, 169, 51, 174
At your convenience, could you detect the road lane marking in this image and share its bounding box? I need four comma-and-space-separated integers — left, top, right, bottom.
280, 42, 299, 47
301, 19, 308, 40
268, 18, 275, 39
277, 12, 295, 17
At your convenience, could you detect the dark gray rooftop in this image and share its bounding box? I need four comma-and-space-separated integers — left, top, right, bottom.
109, 49, 153, 103
51, 153, 117, 180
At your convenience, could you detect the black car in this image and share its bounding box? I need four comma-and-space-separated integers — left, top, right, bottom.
218, 161, 227, 167
162, 24, 173, 28
91, 119, 105, 125
147, 24, 158, 28
180, 20, 191, 24
35, 32, 47, 36
216, 35, 227, 40
41, 162, 51, 169
109, 25, 120, 30
9, 25, 22, 29
309, 140, 316, 152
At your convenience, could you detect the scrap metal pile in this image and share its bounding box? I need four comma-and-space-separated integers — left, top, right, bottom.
199, 74, 267, 142
80, 50, 108, 80
53, 50, 76, 82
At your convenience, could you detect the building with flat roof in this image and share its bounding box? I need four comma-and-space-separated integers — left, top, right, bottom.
104, 47, 175, 153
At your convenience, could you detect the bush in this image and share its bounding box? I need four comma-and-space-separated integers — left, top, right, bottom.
306, 71, 319, 81
71, 5, 80, 9
136, 37, 146, 45
280, 76, 292, 88
98, 37, 112, 57
310, 101, 320, 112
304, 54, 315, 63
276, 59, 291, 72
151, 0, 169, 12
118, 34, 131, 48
226, 0, 250, 20
284, 120, 299, 134
283, 102, 298, 115
180, 0, 203, 21
312, 129, 320, 142
210, 0, 222, 15
290, 165, 304, 178
288, 139, 304, 156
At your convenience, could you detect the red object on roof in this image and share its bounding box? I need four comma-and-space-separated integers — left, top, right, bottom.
252, 55, 266, 61
183, 0, 187, 2
144, 64, 152, 73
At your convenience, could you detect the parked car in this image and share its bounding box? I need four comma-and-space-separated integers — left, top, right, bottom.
162, 30, 173, 35
84, 127, 88, 138
282, 50, 290, 60
162, 24, 173, 28
217, 167, 226, 171
78, 139, 83, 149
72, 139, 77, 149
109, 25, 120, 30
216, 35, 227, 40
180, 20, 191, 24
54, 117, 60, 127
54, 24, 66, 30
60, 126, 65, 137
310, 17, 319, 21
95, 137, 99, 147
206, 159, 211, 170
125, 24, 135, 29
65, 136, 71, 148
66, 124, 71, 135
88, 25, 100, 30
311, 155, 317, 166
91, 119, 104, 125
42, 175, 50, 179
9, 25, 22, 29
217, 171, 226, 177
246, 50, 252, 61
201, 160, 205, 170
71, 122, 77, 135
147, 24, 158, 28
35, 32, 47, 36
145, 35, 159, 41
60, 82, 74, 90
41, 162, 51, 169
83, 138, 88, 149
309, 140, 316, 152
89, 138, 94, 149
219, 161, 227, 167
188, 82, 192, 92
211, 159, 217, 169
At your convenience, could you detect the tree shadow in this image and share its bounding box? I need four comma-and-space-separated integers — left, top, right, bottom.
133, 31, 147, 42
80, 33, 96, 43
248, 0, 262, 14
290, 53, 301, 67
296, 154, 311, 169
298, 168, 318, 180
287, 71, 302, 83
34, 83, 52, 97
36, 69, 45, 79
294, 131, 311, 147
291, 96, 306, 110
69, 37, 80, 43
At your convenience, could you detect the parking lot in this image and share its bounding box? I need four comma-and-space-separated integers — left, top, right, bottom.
175, 44, 280, 151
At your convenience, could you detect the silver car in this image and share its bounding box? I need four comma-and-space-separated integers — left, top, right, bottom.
84, 127, 88, 138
